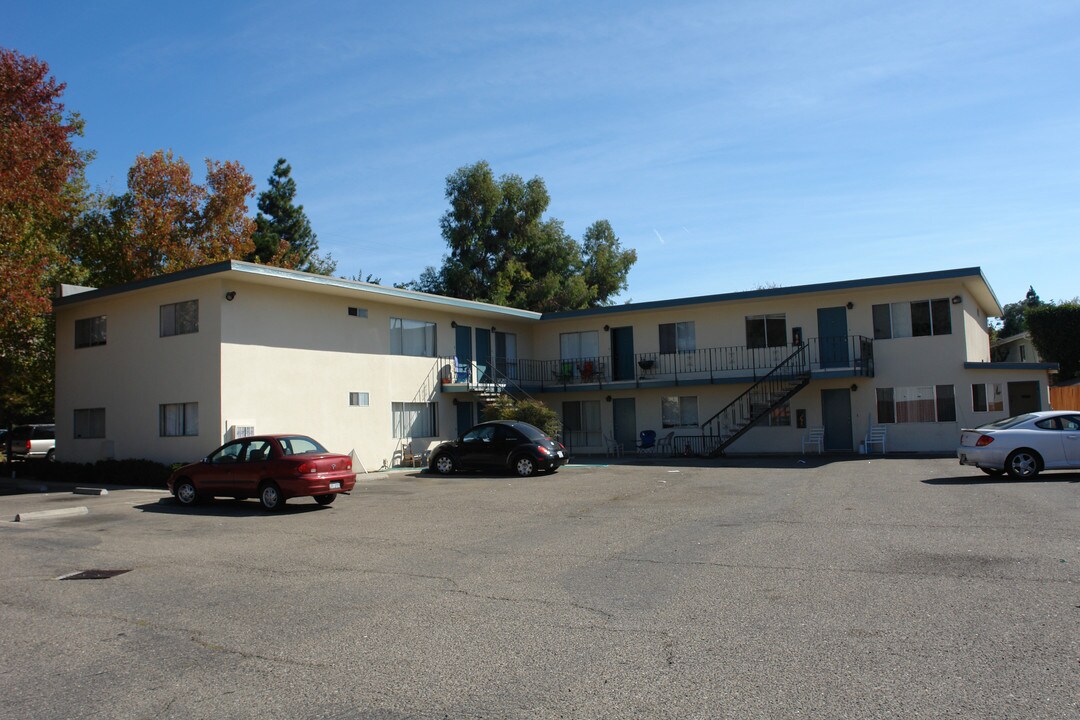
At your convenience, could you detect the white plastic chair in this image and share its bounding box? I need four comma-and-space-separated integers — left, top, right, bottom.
802, 427, 824, 454
865, 425, 887, 454
603, 432, 623, 458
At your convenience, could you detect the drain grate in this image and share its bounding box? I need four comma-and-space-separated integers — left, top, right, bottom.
57, 569, 132, 580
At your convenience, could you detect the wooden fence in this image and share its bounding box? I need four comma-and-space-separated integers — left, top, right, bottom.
1049, 385, 1080, 410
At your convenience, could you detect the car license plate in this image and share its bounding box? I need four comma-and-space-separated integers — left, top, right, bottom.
556, 450, 564, 458
329, 481, 341, 490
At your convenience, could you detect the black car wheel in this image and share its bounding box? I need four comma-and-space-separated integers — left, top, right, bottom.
314, 494, 336, 506
1005, 449, 1041, 480
513, 456, 537, 477
175, 478, 199, 506
433, 454, 456, 475
259, 482, 286, 511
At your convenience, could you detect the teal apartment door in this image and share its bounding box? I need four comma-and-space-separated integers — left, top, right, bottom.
612, 398, 637, 452
817, 307, 849, 369
611, 327, 635, 381
821, 389, 853, 450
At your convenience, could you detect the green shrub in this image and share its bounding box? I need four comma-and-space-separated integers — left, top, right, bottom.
482, 396, 562, 438
1027, 303, 1080, 380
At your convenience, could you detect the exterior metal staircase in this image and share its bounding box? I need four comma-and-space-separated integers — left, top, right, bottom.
700, 343, 812, 457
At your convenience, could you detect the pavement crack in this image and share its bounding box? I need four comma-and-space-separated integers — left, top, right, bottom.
444, 588, 614, 620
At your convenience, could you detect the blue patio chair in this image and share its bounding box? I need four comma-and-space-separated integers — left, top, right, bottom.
453, 356, 470, 383
636, 429, 657, 454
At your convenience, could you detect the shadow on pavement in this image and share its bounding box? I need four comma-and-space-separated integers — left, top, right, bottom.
923, 472, 1080, 485
134, 497, 330, 516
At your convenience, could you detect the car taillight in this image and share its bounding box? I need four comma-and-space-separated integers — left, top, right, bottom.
975, 435, 994, 447
537, 445, 551, 456
25, 440, 31, 451
296, 462, 317, 474
343, 460, 352, 470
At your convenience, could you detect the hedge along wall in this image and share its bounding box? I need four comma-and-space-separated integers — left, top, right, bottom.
1027, 303, 1080, 380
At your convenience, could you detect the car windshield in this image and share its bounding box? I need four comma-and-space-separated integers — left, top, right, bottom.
277, 436, 328, 456
978, 414, 1038, 430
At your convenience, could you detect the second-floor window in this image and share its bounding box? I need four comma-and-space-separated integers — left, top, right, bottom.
745, 314, 786, 349
391, 318, 436, 357
75, 316, 107, 348
873, 299, 951, 339
160, 300, 198, 337
659, 322, 695, 353
560, 330, 599, 359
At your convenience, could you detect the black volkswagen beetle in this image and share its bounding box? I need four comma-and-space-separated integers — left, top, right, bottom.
428, 420, 568, 477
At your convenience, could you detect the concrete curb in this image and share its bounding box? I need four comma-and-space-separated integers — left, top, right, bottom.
15, 506, 89, 522
73, 487, 109, 496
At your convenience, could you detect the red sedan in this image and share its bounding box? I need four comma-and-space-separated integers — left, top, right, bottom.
167, 435, 356, 510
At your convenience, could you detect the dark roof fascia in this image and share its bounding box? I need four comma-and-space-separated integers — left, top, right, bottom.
541, 267, 995, 321
52, 260, 542, 320
964, 362, 1059, 371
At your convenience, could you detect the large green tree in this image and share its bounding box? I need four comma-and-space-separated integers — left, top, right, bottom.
248, 158, 335, 275
0, 48, 90, 421
997, 286, 1041, 338
412, 161, 636, 312
1026, 302, 1080, 381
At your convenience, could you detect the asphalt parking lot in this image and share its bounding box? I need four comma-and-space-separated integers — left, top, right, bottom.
0, 456, 1077, 720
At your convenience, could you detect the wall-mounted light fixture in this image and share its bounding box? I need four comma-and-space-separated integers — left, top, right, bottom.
450, 321, 457, 328
225, 291, 236, 301
491, 326, 497, 334
605, 395, 612, 402
850, 383, 858, 392
951, 295, 962, 304
846, 301, 854, 310
603, 325, 610, 332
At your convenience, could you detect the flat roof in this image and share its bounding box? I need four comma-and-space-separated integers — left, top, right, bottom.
54, 261, 1004, 321
53, 260, 543, 321
540, 267, 1003, 320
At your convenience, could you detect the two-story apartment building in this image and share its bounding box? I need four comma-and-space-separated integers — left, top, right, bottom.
53, 261, 1055, 466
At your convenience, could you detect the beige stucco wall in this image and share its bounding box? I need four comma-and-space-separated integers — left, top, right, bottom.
217, 279, 535, 469
55, 278, 224, 464
54, 265, 1051, 464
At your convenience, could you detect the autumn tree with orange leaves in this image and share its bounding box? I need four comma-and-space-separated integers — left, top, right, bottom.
72, 150, 256, 286
0, 48, 90, 420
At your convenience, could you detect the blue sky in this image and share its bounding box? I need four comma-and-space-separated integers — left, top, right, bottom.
7, 1, 1079, 309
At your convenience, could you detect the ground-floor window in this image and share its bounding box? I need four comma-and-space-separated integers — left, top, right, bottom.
971, 383, 1004, 412
877, 385, 955, 423
74, 408, 106, 438
764, 403, 790, 427
160, 402, 198, 436
662, 396, 699, 428
392, 402, 438, 438
563, 400, 601, 447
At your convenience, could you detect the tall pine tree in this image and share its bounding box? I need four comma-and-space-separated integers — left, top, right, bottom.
249, 158, 335, 274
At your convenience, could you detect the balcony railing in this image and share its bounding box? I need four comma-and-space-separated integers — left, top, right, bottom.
440, 336, 873, 392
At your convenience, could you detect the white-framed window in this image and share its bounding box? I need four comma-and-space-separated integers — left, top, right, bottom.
75, 316, 107, 348
347, 307, 368, 318
972, 383, 1004, 412
872, 299, 951, 340
877, 386, 956, 423
160, 402, 199, 436
559, 330, 599, 359
746, 314, 787, 349
562, 400, 601, 447
1019, 345, 1027, 362
662, 396, 699, 428
392, 402, 437, 438
160, 300, 198, 337
349, 392, 370, 407
391, 318, 436, 357
659, 322, 696, 354
74, 408, 106, 438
